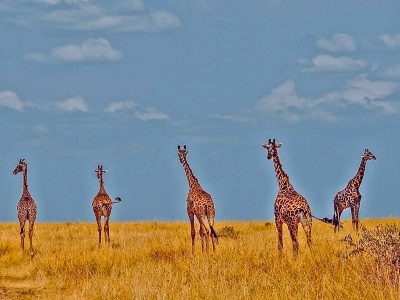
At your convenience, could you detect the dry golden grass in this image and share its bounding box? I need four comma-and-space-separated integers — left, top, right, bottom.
0, 219, 399, 299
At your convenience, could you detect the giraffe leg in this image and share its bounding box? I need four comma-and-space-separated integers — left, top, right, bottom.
202, 223, 210, 254
96, 216, 102, 246
351, 204, 360, 231
275, 219, 283, 254
355, 204, 360, 231
299, 213, 312, 249
19, 221, 26, 251
288, 223, 299, 255
198, 220, 208, 253
334, 207, 343, 233
188, 214, 196, 255
104, 216, 110, 245
208, 220, 218, 251
28, 220, 35, 258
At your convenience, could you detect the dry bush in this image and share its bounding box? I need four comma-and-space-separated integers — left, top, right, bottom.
218, 226, 239, 239
344, 224, 400, 285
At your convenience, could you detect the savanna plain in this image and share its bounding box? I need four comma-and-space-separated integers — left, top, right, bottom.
0, 219, 399, 300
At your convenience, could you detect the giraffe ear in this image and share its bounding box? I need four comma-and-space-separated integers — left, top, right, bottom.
276, 143, 282, 148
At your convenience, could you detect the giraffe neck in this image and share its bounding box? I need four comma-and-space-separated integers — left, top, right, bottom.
22, 168, 31, 197
348, 157, 367, 189
99, 177, 107, 193
180, 157, 201, 190
273, 153, 293, 192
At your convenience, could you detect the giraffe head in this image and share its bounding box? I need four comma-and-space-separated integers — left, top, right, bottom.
13, 158, 27, 175
261, 139, 282, 160
95, 165, 107, 180
177, 145, 188, 164
362, 149, 376, 161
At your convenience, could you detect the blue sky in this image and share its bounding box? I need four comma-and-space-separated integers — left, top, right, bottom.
1, 0, 399, 222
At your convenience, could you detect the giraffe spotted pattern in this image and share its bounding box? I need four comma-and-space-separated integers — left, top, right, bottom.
177, 145, 218, 254
13, 158, 37, 258
262, 139, 312, 255
92, 165, 120, 246
333, 149, 376, 232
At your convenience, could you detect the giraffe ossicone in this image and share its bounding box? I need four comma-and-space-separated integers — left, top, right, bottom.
177, 144, 218, 255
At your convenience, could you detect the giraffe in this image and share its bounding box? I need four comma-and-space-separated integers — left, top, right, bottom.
262, 139, 312, 255
92, 165, 121, 246
13, 158, 37, 258
333, 149, 376, 232
177, 145, 218, 254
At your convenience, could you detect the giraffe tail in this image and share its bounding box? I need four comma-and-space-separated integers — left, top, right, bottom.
112, 197, 122, 204
210, 225, 219, 244
312, 214, 343, 228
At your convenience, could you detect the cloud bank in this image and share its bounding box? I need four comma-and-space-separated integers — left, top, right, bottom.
0, 0, 181, 33
255, 75, 399, 121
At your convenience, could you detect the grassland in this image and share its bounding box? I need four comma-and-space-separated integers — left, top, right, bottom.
0, 219, 399, 299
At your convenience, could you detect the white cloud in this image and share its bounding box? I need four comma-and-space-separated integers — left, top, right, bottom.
0, 91, 25, 111
56, 96, 89, 112
105, 101, 169, 121
380, 33, 400, 49
2, 1, 180, 33
308, 54, 367, 72
25, 38, 122, 63
211, 114, 253, 123
104, 101, 137, 113
34, 0, 89, 4
342, 75, 398, 113
316, 33, 356, 52
255, 76, 399, 121
316, 75, 398, 115
135, 107, 169, 121
70, 10, 181, 32
255, 80, 307, 112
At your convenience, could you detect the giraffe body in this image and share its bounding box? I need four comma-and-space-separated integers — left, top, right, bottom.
13, 159, 37, 258
262, 139, 312, 255
178, 145, 218, 254
92, 165, 115, 246
333, 149, 376, 232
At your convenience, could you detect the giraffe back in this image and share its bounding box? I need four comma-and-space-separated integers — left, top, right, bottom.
275, 189, 311, 223
92, 192, 113, 217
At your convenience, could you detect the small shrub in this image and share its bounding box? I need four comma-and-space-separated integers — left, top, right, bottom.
343, 224, 400, 284
265, 222, 274, 228
218, 226, 239, 239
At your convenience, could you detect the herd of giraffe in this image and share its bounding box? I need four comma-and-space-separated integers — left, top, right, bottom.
11, 138, 376, 257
